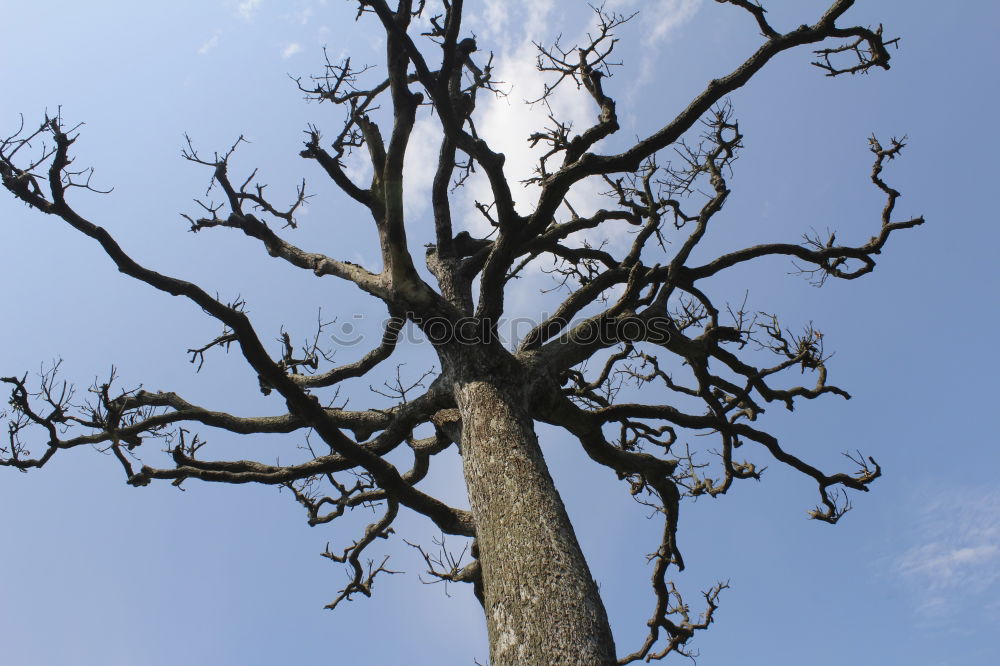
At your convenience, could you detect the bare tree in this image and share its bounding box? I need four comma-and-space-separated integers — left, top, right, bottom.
0, 1, 920, 664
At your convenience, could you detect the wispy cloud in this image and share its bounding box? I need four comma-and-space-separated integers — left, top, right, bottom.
449, 1, 630, 319
402, 3, 700, 316
237, 0, 263, 21
605, 0, 701, 45
899, 543, 999, 589
463, 0, 512, 46
293, 7, 314, 25
402, 115, 443, 222
606, 0, 702, 94
640, 0, 701, 47
198, 30, 222, 55
465, 2, 604, 217
894, 487, 1000, 619
466, 1, 701, 220
281, 42, 303, 59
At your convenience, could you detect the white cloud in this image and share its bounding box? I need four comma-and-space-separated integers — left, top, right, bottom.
524, 0, 555, 43
237, 0, 263, 21
485, 0, 509, 33
894, 487, 1000, 618
605, 0, 701, 44
464, 0, 510, 46
293, 7, 314, 25
343, 147, 373, 196
446, 1, 637, 320
198, 30, 222, 55
402, 114, 444, 222
898, 543, 999, 589
395, 2, 686, 317
465, 2, 607, 220
281, 42, 303, 59
640, 0, 701, 47
613, 0, 703, 94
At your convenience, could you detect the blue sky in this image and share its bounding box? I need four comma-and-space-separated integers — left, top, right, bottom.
1, 1, 997, 664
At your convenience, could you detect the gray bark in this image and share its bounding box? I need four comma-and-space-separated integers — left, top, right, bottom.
455, 379, 616, 665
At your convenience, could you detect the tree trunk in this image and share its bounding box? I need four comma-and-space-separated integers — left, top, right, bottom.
455, 379, 617, 665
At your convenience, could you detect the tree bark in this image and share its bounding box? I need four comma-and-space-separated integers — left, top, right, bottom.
455, 379, 616, 665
